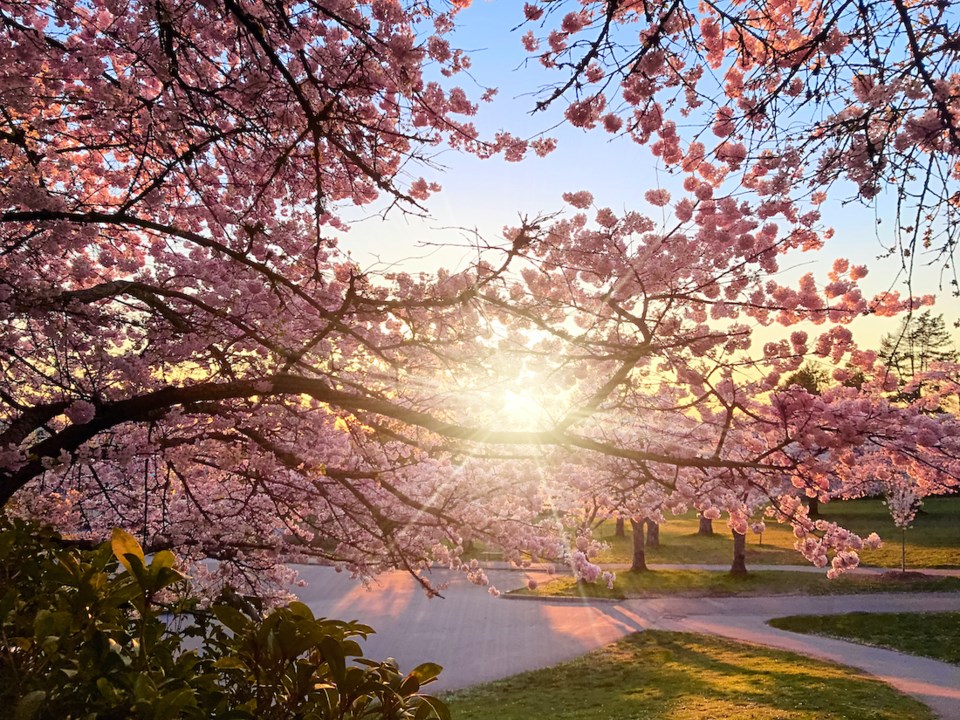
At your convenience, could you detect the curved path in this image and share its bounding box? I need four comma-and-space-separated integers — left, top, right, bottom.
628, 594, 960, 720
292, 565, 960, 718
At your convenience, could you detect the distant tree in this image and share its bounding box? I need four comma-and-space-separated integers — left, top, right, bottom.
781, 363, 832, 517
781, 364, 831, 395
880, 312, 956, 386
645, 519, 660, 549
840, 368, 867, 391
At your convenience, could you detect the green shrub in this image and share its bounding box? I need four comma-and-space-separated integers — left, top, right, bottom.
0, 517, 448, 720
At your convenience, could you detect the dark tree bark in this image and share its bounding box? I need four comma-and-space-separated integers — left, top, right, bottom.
615, 517, 625, 537
629, 518, 647, 572
698, 514, 714, 536
806, 496, 820, 518
730, 530, 748, 575
645, 520, 660, 548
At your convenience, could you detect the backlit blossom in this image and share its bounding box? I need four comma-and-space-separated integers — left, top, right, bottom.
644, 188, 671, 207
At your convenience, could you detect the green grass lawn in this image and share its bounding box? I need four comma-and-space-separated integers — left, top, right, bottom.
769, 612, 960, 665
512, 569, 960, 600
593, 525, 801, 566
444, 631, 935, 720
592, 496, 960, 569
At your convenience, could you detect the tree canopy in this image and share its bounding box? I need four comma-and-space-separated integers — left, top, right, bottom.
1, 0, 958, 596
880, 311, 957, 380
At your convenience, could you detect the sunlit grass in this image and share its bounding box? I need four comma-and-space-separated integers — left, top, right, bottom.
589, 497, 960, 569
444, 631, 935, 720
512, 570, 960, 600
592, 525, 801, 566
769, 612, 960, 665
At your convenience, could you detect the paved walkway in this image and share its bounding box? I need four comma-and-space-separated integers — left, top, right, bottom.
293, 566, 637, 689
621, 594, 960, 720
292, 565, 960, 718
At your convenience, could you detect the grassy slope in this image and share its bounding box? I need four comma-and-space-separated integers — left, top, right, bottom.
513, 570, 960, 600
592, 497, 960, 569
445, 631, 935, 720
769, 612, 960, 665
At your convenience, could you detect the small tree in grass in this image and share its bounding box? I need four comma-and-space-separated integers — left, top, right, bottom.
883, 479, 923, 574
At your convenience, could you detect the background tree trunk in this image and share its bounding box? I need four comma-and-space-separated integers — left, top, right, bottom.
615, 517, 625, 537
901, 528, 907, 573
630, 519, 647, 572
645, 520, 660, 549
698, 515, 714, 536
730, 530, 748, 575
806, 496, 820, 518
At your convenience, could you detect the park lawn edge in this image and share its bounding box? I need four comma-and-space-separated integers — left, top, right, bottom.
510, 569, 960, 600
767, 611, 960, 665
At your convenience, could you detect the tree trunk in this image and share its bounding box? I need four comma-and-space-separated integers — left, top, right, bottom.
645, 520, 660, 549
730, 530, 748, 575
806, 496, 820, 518
615, 517, 625, 537
629, 519, 647, 572
697, 515, 714, 536
901, 528, 906, 573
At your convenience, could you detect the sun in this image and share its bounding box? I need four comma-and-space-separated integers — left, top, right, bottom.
500, 388, 550, 430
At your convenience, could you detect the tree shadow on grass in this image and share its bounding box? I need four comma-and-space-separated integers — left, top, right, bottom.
446, 630, 935, 720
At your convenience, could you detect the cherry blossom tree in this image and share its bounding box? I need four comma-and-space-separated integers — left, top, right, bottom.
2, 0, 959, 599
883, 477, 922, 573
0, 0, 555, 594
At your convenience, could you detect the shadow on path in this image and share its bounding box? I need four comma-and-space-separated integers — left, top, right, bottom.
293, 564, 960, 717
633, 593, 960, 720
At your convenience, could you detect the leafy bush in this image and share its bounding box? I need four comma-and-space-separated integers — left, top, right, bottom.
0, 517, 448, 720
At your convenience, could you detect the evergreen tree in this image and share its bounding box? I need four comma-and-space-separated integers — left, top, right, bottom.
880, 313, 956, 401
880, 312, 956, 379
781, 363, 831, 395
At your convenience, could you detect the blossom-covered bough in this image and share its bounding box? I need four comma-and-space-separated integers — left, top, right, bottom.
522, 0, 960, 273
1, 0, 958, 598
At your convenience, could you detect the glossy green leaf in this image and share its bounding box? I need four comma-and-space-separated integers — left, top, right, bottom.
14, 691, 46, 720
213, 656, 248, 671
153, 566, 186, 591
414, 695, 451, 720
111, 529, 144, 574
407, 662, 443, 686
320, 636, 346, 684
151, 550, 177, 570
286, 601, 314, 620
213, 605, 251, 635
